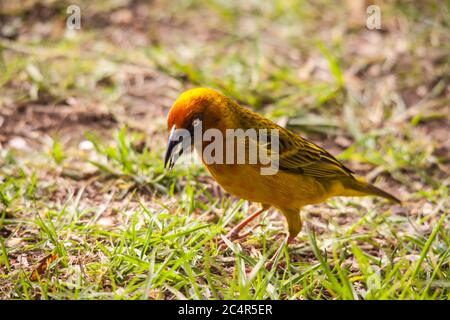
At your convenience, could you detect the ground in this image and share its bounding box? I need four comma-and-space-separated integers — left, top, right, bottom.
0, 0, 449, 299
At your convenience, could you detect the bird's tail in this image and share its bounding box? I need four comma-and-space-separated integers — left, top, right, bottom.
341, 178, 401, 204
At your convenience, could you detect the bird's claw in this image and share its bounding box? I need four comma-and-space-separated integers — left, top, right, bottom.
264, 259, 286, 270
216, 224, 262, 251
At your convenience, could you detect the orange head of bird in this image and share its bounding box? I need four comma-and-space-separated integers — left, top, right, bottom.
164, 87, 233, 170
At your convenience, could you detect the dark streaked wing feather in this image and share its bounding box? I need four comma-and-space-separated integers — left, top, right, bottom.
237, 107, 354, 179
277, 136, 354, 178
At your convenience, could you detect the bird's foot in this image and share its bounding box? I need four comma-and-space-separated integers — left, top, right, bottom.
217, 224, 261, 251
264, 259, 286, 270
264, 235, 295, 270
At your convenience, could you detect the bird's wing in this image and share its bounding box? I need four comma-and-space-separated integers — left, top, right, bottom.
237, 110, 353, 178
276, 129, 354, 178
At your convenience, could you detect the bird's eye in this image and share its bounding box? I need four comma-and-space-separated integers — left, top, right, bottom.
192, 118, 201, 127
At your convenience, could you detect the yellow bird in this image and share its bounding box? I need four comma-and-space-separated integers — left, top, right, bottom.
164, 88, 400, 254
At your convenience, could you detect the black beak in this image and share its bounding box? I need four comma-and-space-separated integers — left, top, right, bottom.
164, 125, 183, 170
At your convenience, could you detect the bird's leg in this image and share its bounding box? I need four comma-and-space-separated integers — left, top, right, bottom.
226, 207, 265, 240
265, 208, 302, 269
217, 205, 268, 250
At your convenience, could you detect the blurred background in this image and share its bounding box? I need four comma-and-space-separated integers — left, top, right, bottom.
0, 0, 449, 299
